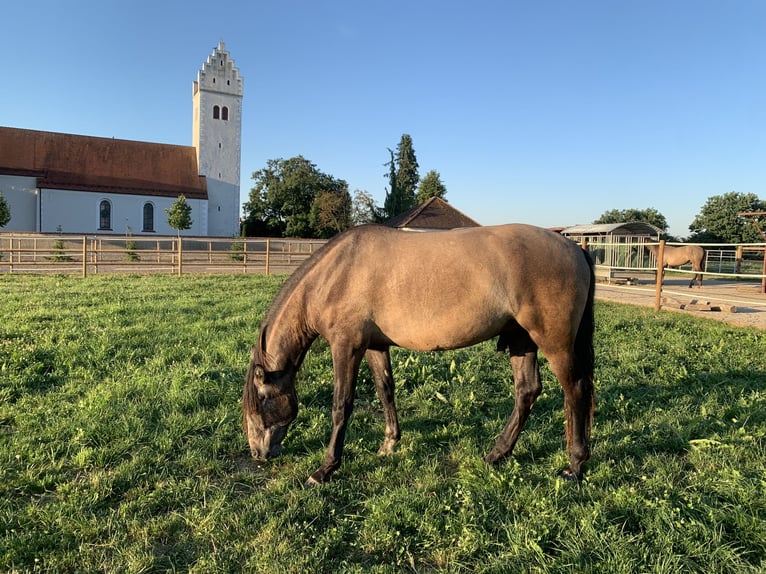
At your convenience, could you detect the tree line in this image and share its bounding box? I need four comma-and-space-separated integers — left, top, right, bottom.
594, 191, 766, 243
240, 134, 446, 238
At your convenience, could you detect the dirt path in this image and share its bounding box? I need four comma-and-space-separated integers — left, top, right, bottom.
595, 278, 766, 330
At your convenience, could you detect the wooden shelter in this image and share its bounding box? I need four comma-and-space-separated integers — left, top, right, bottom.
561, 222, 662, 282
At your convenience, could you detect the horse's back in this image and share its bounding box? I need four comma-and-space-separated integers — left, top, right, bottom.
305, 224, 591, 352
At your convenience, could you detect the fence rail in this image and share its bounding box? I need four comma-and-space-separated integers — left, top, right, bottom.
0, 234, 328, 276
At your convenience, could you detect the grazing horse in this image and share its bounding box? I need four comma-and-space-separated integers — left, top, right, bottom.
242, 224, 596, 486
645, 243, 705, 288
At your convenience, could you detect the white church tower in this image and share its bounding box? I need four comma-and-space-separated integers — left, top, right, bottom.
192, 42, 243, 236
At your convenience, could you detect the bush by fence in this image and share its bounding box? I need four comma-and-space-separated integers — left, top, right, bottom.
0, 233, 328, 276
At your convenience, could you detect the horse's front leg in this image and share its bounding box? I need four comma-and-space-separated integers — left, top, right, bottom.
484, 345, 541, 465
365, 348, 401, 455
306, 345, 364, 487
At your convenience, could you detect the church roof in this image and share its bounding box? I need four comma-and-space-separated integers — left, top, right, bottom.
0, 127, 207, 199
385, 197, 481, 230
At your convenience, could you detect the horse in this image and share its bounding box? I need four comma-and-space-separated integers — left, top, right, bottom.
645, 243, 705, 288
242, 223, 596, 487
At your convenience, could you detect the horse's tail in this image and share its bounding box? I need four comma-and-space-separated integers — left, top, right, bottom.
574, 247, 596, 431
575, 248, 595, 379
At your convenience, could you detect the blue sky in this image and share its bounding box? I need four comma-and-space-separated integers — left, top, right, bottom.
3, 1, 764, 238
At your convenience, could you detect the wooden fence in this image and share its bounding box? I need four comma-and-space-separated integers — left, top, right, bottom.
581, 239, 766, 305
0, 234, 328, 276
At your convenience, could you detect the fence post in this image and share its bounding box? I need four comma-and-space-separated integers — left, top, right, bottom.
243, 239, 248, 273
177, 237, 183, 276
654, 240, 665, 311
8, 237, 13, 273
265, 238, 271, 275
82, 236, 87, 277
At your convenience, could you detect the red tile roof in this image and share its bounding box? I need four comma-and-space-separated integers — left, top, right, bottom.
0, 127, 207, 199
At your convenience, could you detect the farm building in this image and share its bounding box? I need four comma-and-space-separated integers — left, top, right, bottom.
385, 197, 481, 231
0, 42, 242, 238
561, 222, 662, 281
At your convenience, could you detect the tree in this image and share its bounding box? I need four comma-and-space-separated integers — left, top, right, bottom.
382, 134, 421, 220
165, 195, 193, 236
383, 149, 404, 220
416, 170, 447, 203
395, 134, 419, 210
689, 191, 766, 243
0, 191, 10, 228
594, 207, 668, 233
351, 189, 383, 225
242, 156, 351, 238
310, 188, 352, 238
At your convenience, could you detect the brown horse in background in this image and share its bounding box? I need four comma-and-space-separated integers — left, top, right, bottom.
242, 224, 595, 487
645, 243, 705, 287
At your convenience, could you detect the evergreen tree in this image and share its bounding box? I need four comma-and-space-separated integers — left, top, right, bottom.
0, 191, 10, 227
165, 195, 193, 236
416, 170, 447, 203
383, 149, 403, 219
395, 134, 419, 211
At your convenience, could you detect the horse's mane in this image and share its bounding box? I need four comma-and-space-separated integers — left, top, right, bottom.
261, 225, 385, 330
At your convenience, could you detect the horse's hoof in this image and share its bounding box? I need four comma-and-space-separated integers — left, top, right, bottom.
483, 451, 507, 466
304, 468, 331, 488
304, 476, 322, 489
559, 468, 583, 482
377, 438, 398, 456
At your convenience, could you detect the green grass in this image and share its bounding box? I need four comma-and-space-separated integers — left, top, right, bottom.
0, 274, 764, 573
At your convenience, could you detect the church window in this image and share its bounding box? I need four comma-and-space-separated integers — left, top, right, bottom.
142, 202, 155, 232
213, 105, 220, 119
99, 200, 112, 230
222, 106, 229, 120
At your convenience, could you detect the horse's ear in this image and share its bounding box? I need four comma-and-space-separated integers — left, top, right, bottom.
248, 344, 266, 386
252, 326, 268, 384
258, 326, 267, 354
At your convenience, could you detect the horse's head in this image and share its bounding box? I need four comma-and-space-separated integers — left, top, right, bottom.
242, 337, 298, 461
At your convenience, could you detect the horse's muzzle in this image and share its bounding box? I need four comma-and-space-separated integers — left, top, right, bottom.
251, 443, 283, 461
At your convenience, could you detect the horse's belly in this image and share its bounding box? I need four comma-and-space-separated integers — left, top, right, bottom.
377, 310, 507, 352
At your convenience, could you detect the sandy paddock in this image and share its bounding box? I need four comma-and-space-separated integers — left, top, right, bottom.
595, 278, 766, 330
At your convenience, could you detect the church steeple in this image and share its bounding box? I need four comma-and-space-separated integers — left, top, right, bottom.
192, 41, 243, 237
192, 41, 243, 186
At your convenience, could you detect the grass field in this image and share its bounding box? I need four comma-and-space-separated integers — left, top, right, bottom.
1, 274, 764, 573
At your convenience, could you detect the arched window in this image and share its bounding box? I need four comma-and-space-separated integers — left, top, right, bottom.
222, 106, 229, 121
213, 105, 220, 119
99, 200, 112, 230
142, 202, 155, 232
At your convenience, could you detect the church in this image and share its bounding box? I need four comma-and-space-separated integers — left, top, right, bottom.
0, 42, 243, 237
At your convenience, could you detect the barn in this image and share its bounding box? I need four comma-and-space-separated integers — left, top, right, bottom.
561, 222, 662, 282
385, 197, 481, 231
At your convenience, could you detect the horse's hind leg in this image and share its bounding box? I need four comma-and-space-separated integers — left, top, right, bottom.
484, 329, 541, 465
365, 348, 401, 455
548, 352, 594, 480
